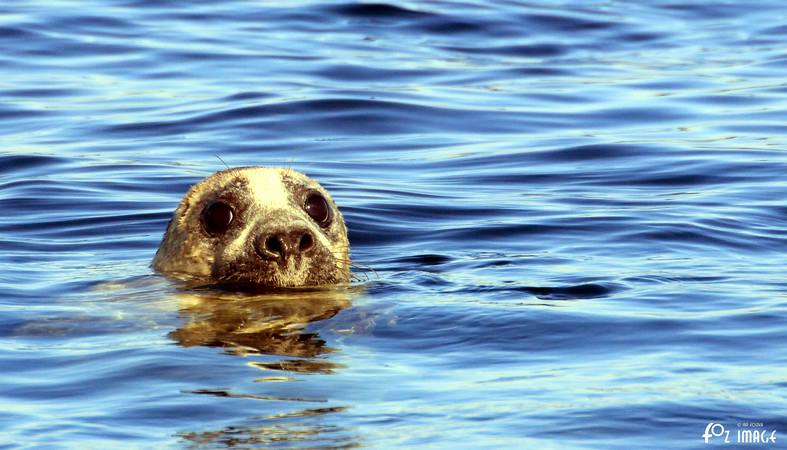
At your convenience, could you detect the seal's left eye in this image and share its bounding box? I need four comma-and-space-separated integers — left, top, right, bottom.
202, 201, 234, 235
304, 194, 331, 227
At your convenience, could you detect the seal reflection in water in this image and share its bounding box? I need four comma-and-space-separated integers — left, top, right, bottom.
170, 288, 356, 446
153, 167, 350, 289
171, 288, 351, 362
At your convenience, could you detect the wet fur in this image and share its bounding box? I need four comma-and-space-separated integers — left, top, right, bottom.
152, 167, 350, 288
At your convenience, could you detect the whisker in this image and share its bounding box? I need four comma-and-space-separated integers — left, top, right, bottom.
215, 155, 230, 170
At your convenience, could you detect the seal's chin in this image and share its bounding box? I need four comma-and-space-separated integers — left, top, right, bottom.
209, 249, 344, 290
199, 281, 335, 294
210, 262, 303, 290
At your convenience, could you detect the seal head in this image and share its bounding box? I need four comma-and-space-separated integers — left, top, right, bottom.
152, 167, 350, 288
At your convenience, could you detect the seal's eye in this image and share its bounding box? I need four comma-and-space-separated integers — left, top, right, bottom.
304, 193, 331, 227
202, 201, 234, 235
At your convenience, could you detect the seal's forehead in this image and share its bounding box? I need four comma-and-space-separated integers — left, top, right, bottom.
240, 168, 287, 209
238, 167, 320, 209
183, 167, 322, 211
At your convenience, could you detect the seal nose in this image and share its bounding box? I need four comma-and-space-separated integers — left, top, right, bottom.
256, 227, 315, 262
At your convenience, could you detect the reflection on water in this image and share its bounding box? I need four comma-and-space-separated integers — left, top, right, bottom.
171, 288, 351, 359
170, 287, 358, 447
10, 281, 361, 448
177, 408, 356, 449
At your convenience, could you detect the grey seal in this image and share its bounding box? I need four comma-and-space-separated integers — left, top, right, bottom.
152, 167, 350, 288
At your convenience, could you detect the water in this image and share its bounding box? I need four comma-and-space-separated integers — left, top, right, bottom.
1, 0, 786, 448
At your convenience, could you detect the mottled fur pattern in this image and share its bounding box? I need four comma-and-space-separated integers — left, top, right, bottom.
153, 167, 350, 288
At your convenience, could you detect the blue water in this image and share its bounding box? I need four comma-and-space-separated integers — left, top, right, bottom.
2, 1, 787, 448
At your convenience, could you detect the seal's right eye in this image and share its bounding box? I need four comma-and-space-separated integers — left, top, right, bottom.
202, 201, 234, 235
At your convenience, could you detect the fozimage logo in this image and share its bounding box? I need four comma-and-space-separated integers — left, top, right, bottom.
703, 422, 777, 445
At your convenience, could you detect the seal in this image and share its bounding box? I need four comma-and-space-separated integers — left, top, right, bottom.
152, 167, 350, 288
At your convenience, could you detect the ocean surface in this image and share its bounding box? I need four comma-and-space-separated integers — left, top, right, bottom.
1, 1, 786, 448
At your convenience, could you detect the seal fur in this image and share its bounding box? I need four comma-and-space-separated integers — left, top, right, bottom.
152, 167, 350, 288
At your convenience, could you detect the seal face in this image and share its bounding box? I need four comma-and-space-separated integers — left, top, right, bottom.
152, 167, 350, 288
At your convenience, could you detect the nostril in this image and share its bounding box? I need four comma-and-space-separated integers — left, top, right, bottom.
257, 229, 312, 262
299, 232, 314, 252
265, 236, 284, 258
